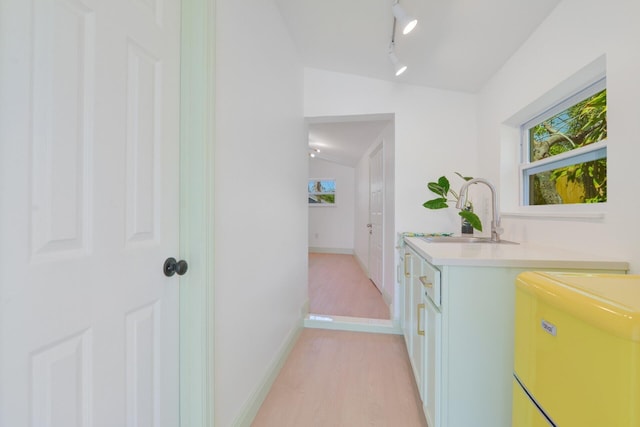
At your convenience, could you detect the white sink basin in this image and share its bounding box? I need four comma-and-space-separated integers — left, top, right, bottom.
420, 236, 519, 245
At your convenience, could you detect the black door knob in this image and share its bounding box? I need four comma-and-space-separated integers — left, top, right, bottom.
164, 257, 188, 277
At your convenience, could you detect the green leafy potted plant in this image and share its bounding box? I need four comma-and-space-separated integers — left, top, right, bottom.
423, 173, 483, 232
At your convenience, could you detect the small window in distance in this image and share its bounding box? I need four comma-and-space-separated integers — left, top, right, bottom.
521, 79, 607, 206
308, 178, 336, 205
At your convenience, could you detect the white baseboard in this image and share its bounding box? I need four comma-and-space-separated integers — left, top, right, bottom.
304, 313, 402, 335
382, 288, 392, 306
300, 298, 309, 317
308, 247, 353, 255
354, 252, 369, 277
233, 304, 306, 426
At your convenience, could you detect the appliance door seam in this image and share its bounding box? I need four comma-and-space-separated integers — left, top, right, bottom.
513, 373, 557, 427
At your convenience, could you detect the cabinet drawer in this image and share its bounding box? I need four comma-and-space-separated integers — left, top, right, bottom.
418, 261, 441, 307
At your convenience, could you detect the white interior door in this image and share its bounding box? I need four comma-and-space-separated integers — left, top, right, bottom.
368, 144, 384, 292
0, 0, 181, 425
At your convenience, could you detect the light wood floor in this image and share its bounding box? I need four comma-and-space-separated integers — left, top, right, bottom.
251, 328, 428, 427
308, 253, 390, 319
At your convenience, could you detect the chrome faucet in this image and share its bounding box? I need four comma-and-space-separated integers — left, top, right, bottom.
456, 178, 503, 242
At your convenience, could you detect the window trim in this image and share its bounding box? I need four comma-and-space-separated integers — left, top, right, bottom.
518, 78, 607, 207
520, 141, 607, 205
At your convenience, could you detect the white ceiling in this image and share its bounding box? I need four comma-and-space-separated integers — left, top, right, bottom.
279, 0, 561, 165
276, 0, 561, 92
308, 115, 393, 167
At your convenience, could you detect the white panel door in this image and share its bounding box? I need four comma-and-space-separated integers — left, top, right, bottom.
368, 144, 383, 292
0, 0, 181, 425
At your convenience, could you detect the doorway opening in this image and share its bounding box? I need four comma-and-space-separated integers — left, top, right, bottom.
306, 114, 396, 327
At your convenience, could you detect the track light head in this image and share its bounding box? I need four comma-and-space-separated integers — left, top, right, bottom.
388, 50, 407, 76
392, 3, 418, 35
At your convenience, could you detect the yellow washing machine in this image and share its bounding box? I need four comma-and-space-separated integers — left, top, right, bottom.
512, 271, 640, 427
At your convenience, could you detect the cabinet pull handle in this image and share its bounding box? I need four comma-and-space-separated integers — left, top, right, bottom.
417, 303, 425, 336
419, 276, 432, 288
404, 253, 411, 278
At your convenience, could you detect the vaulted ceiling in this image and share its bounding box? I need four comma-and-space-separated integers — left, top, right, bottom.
276, 0, 562, 165
275, 0, 560, 92
308, 115, 393, 167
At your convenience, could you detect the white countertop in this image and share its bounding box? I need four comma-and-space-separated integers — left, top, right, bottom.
404, 236, 629, 271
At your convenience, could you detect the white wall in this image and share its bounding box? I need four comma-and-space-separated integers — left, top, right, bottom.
215, 0, 307, 424
304, 69, 479, 234
477, 0, 640, 272
308, 158, 355, 252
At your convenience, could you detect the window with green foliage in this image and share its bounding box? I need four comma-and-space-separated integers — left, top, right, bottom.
308, 179, 336, 205
521, 79, 607, 206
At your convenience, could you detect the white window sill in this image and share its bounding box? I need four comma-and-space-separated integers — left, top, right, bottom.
501, 210, 605, 220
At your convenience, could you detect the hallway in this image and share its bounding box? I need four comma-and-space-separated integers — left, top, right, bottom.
251, 328, 427, 426
308, 253, 390, 319
250, 253, 425, 426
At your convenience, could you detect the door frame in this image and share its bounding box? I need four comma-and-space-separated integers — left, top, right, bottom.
180, 0, 216, 425
368, 143, 384, 292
